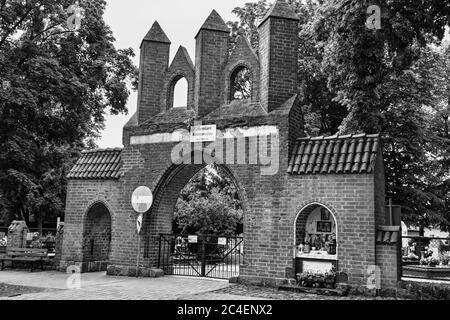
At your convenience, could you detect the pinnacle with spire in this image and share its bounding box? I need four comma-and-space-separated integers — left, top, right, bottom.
258, 0, 299, 27
142, 21, 171, 46
171, 46, 194, 69
196, 9, 229, 37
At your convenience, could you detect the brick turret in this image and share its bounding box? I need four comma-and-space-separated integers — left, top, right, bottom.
258, 0, 300, 113
137, 21, 171, 124
194, 10, 230, 117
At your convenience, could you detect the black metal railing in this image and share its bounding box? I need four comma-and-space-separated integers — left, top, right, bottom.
158, 234, 243, 280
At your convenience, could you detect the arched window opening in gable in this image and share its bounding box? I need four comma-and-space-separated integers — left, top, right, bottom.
230, 66, 252, 101
171, 76, 188, 109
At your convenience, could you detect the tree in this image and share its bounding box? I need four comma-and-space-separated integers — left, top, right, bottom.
0, 0, 137, 231
228, 0, 450, 230
173, 165, 243, 236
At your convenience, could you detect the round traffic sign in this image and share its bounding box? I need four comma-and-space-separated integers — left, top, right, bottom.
131, 186, 153, 213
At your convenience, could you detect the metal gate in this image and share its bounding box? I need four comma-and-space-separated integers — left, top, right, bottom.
157, 234, 243, 279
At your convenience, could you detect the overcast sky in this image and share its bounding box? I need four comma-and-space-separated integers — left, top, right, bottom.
98, 1, 450, 148
98, 0, 249, 148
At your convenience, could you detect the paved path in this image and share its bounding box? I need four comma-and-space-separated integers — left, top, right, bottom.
0, 270, 422, 300
0, 270, 234, 300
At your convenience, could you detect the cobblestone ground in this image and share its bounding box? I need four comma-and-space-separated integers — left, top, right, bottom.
0, 271, 230, 300
189, 285, 404, 300
0, 270, 403, 300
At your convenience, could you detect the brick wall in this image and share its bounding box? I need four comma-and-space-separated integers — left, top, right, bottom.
60, 180, 120, 272
376, 244, 401, 289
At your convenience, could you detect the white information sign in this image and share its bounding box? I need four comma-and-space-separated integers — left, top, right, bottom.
218, 237, 227, 246
188, 235, 198, 243
190, 125, 217, 143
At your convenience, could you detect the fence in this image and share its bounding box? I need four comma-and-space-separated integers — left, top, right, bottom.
158, 234, 243, 279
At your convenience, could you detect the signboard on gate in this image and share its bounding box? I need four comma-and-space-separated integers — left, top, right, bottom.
190, 125, 217, 143
188, 235, 198, 243
131, 186, 153, 213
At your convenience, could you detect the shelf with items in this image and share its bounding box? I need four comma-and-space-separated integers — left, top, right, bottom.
295, 206, 338, 277
296, 251, 337, 260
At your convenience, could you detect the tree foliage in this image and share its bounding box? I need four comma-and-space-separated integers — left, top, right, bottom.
173, 165, 243, 236
0, 0, 137, 228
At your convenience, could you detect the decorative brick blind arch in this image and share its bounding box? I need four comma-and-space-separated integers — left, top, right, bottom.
82, 201, 112, 272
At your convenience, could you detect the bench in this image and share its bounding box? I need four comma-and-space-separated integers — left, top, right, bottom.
0, 248, 49, 272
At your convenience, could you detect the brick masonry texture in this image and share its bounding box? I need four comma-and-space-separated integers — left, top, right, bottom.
61, 1, 400, 290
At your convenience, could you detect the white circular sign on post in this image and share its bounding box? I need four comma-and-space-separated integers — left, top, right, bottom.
131, 186, 153, 214
136, 214, 143, 235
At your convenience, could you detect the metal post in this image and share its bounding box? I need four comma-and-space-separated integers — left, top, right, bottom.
389, 198, 393, 226
201, 236, 206, 277
136, 234, 141, 278
157, 234, 162, 269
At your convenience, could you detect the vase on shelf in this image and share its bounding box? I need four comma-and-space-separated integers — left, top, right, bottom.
303, 244, 311, 254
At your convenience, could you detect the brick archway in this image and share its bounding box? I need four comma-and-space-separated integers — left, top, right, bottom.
82, 202, 112, 272
141, 159, 248, 268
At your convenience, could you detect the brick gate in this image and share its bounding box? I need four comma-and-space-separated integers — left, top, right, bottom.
61, 1, 400, 290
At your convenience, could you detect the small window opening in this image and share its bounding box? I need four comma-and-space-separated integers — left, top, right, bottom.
172, 77, 188, 108
230, 66, 252, 101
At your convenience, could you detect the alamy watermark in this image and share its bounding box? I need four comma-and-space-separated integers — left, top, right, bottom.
170, 122, 280, 176
366, 5, 382, 30
366, 265, 381, 290
66, 265, 82, 289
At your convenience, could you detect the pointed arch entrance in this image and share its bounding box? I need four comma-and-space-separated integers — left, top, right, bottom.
82, 202, 112, 272
141, 155, 247, 279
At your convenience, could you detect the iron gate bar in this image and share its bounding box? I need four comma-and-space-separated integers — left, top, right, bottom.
205, 237, 243, 277
157, 234, 243, 279
158, 235, 203, 276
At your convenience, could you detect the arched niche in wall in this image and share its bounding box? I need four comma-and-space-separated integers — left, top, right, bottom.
294, 203, 338, 274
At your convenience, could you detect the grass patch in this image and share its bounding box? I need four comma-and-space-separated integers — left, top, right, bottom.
0, 283, 46, 297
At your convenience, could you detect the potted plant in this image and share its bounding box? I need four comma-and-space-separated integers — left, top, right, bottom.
324, 267, 337, 289
420, 257, 439, 267
297, 272, 319, 288
312, 274, 325, 288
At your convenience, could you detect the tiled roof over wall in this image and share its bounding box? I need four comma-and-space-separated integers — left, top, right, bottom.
68, 148, 122, 180
376, 226, 401, 245
287, 134, 381, 175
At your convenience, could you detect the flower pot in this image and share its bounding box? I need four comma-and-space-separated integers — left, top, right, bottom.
303, 244, 310, 253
